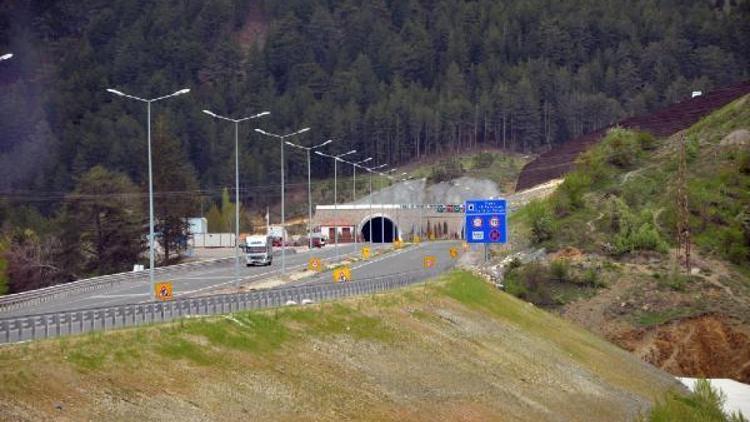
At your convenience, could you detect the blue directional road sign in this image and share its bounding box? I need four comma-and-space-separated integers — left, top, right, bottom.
464, 199, 508, 244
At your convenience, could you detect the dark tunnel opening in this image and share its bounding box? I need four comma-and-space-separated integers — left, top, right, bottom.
361, 217, 397, 243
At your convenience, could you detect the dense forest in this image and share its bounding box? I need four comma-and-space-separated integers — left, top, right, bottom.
0, 0, 748, 291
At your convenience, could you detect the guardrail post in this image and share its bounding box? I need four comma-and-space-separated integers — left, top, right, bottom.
53, 314, 60, 338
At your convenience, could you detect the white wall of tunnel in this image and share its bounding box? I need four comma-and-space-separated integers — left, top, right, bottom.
314, 205, 466, 243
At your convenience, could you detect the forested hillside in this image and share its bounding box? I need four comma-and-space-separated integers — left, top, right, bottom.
1, 0, 747, 198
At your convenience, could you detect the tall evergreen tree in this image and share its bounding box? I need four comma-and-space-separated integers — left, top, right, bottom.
64, 166, 145, 275
151, 117, 199, 264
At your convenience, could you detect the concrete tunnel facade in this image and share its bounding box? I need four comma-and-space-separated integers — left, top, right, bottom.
313, 204, 465, 243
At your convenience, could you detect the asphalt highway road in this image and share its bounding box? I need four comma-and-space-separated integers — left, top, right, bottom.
0, 241, 460, 318
0, 243, 369, 318
290, 240, 460, 288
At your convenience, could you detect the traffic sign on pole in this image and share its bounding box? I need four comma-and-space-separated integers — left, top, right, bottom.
361, 247, 371, 259
423, 256, 436, 268
308, 257, 323, 272
449, 247, 458, 258
332, 266, 352, 283
464, 199, 508, 244
154, 281, 174, 301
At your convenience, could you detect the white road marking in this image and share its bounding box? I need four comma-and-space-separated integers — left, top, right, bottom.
89, 293, 150, 299
173, 276, 236, 280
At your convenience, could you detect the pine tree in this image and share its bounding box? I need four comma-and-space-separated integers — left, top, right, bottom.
64, 165, 145, 275
151, 116, 199, 264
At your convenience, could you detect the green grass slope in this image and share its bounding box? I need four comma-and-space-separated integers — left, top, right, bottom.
503, 95, 750, 384
509, 95, 750, 308
0, 271, 679, 421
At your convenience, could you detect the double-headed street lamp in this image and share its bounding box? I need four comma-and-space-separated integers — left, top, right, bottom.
254, 127, 311, 275
106, 87, 191, 297
284, 139, 333, 249
315, 149, 356, 262
202, 109, 270, 286
389, 173, 409, 242
347, 156, 372, 245
351, 157, 372, 202
377, 168, 397, 244
363, 163, 387, 245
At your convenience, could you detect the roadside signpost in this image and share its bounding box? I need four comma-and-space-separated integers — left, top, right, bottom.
449, 247, 458, 258
154, 281, 174, 301
332, 266, 352, 283
465, 199, 508, 262
361, 247, 371, 259
413, 235, 421, 244
465, 199, 508, 244
423, 256, 436, 268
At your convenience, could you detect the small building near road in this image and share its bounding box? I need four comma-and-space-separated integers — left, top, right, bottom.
318, 219, 357, 243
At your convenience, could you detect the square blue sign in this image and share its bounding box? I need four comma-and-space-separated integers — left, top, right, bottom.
464, 199, 508, 244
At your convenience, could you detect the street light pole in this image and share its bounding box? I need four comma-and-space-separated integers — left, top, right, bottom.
315, 149, 356, 262
202, 109, 270, 286
377, 168, 396, 244
107, 87, 190, 298
255, 127, 311, 275
348, 157, 371, 245
364, 164, 387, 245
285, 139, 332, 249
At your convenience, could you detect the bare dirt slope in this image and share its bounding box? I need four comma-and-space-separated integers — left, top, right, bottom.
0, 271, 679, 421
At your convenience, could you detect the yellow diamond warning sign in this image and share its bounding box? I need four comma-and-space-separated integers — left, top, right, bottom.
332, 266, 352, 283
449, 247, 458, 258
361, 247, 371, 259
423, 256, 436, 268
154, 281, 173, 301
308, 257, 323, 272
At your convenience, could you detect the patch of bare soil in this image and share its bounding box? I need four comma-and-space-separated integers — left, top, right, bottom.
616, 315, 750, 384
235, 1, 267, 49
560, 250, 750, 383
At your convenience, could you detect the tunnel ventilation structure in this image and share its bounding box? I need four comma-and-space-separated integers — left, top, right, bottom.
361, 217, 398, 243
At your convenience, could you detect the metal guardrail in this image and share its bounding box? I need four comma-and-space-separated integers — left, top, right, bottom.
0, 262, 453, 345
0, 246, 314, 314
0, 256, 239, 313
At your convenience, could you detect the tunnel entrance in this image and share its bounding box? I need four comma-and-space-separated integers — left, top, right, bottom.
361, 217, 398, 243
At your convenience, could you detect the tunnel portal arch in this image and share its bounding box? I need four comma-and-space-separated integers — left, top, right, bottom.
360, 216, 398, 243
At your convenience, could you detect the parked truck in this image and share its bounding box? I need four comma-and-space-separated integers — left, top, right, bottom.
244, 235, 273, 266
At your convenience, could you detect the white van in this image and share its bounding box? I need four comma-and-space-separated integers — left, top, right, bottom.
244, 235, 273, 266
